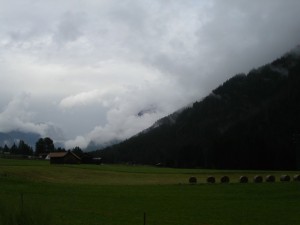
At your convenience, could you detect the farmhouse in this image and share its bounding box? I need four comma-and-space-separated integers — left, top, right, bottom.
48, 151, 81, 164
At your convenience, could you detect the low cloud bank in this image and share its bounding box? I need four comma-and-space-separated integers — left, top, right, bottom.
0, 94, 64, 141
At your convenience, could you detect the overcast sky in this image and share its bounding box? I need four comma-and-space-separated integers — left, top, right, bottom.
1, 0, 300, 149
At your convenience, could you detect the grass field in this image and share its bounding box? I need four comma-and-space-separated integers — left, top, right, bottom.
0, 158, 300, 225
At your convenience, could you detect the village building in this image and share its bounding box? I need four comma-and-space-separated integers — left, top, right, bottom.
47, 151, 81, 164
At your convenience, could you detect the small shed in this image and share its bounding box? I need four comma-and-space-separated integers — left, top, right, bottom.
48, 151, 81, 164
81, 153, 102, 164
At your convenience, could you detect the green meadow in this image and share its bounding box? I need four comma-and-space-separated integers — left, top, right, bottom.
0, 158, 300, 225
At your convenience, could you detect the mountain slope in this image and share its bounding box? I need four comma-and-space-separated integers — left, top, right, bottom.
97, 48, 300, 170
0, 131, 41, 148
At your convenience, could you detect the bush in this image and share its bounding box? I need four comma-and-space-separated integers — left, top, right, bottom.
189, 176, 197, 184
265, 175, 276, 182
206, 176, 215, 184
220, 176, 229, 183
293, 174, 300, 181
280, 175, 290, 182
239, 176, 248, 183
253, 175, 263, 183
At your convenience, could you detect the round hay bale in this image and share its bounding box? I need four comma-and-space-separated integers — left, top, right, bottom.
253, 175, 263, 183
207, 176, 216, 184
239, 176, 248, 183
265, 175, 276, 182
280, 175, 290, 182
293, 174, 300, 182
220, 176, 230, 183
189, 176, 197, 184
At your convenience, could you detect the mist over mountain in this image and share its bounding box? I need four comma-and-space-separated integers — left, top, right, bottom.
0, 131, 41, 148
96, 47, 300, 170
137, 105, 157, 117
85, 139, 120, 152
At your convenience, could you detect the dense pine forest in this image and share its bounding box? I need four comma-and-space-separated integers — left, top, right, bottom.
95, 49, 300, 170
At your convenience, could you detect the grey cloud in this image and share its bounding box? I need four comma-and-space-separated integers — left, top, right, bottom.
1, 0, 300, 148
108, 1, 148, 31
0, 94, 63, 139
63, 75, 192, 149
149, 0, 300, 93
53, 11, 87, 45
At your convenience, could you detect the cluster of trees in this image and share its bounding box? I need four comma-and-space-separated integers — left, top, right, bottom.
35, 137, 55, 155
0, 137, 83, 157
0, 140, 33, 156
96, 50, 300, 170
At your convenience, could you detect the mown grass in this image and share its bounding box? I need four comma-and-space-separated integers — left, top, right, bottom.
0, 158, 300, 225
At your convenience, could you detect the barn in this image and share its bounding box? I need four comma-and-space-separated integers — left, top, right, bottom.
48, 151, 81, 164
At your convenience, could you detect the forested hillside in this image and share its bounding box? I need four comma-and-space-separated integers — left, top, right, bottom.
96, 49, 300, 170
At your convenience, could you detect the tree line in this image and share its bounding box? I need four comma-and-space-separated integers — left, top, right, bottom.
0, 140, 33, 156
0, 137, 83, 157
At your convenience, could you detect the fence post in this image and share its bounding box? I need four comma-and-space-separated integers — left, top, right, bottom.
20, 193, 24, 213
